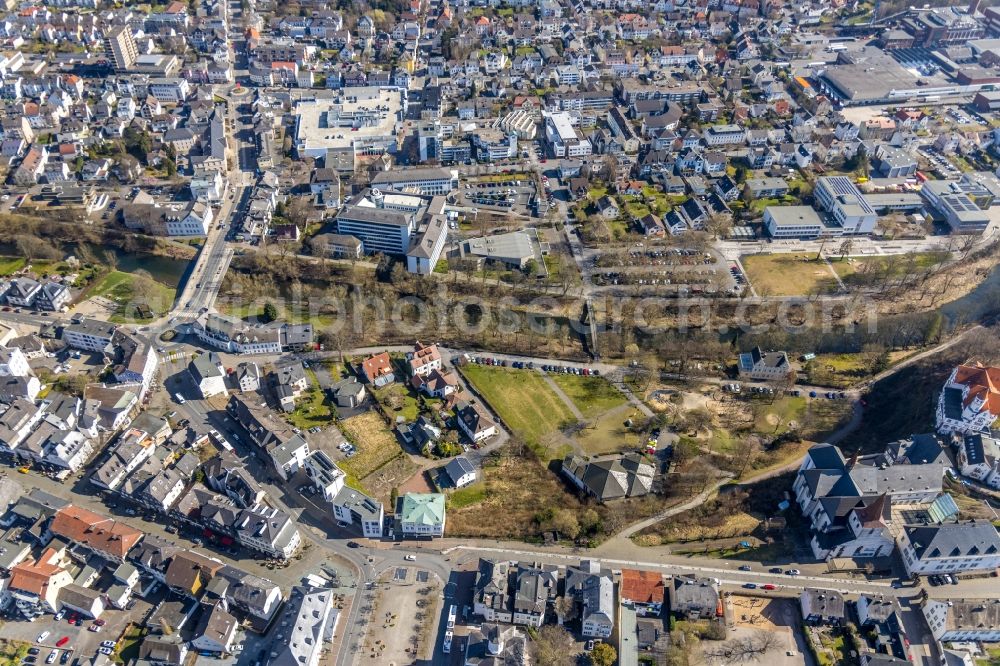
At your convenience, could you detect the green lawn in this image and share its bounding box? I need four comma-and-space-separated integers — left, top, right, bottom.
741, 253, 841, 296
0, 257, 26, 276
460, 364, 575, 459
219, 300, 337, 329
805, 353, 870, 388
373, 382, 422, 422
573, 404, 645, 455
623, 198, 651, 219
286, 370, 336, 430
550, 374, 627, 418
447, 483, 487, 509
114, 627, 145, 665
830, 251, 950, 284
89, 270, 175, 322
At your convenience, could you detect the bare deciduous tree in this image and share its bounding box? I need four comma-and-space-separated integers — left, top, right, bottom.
703, 630, 779, 664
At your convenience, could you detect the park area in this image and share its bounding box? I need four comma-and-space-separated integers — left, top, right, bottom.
740, 253, 841, 297
86, 270, 176, 322
459, 364, 639, 459
459, 364, 577, 459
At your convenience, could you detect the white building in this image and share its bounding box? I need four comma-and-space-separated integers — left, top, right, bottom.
188, 352, 227, 399
303, 451, 346, 502
923, 599, 1000, 643
147, 78, 191, 103
62, 319, 118, 353
898, 521, 1000, 576
444, 456, 476, 488
737, 347, 791, 381
543, 112, 592, 158
190, 170, 225, 202
165, 202, 213, 236
398, 493, 446, 538
234, 505, 302, 559
0, 346, 31, 377
703, 124, 746, 146
370, 167, 458, 196
814, 176, 877, 235
268, 586, 335, 666
936, 364, 1000, 435
406, 215, 448, 274
331, 486, 384, 538
956, 433, 1000, 489
764, 206, 825, 239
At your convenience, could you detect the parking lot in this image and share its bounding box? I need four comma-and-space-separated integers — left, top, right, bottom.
460, 175, 537, 215
0, 592, 153, 666
463, 355, 600, 377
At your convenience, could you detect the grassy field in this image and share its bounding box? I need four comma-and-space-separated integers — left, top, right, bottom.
573, 404, 646, 455
339, 412, 406, 480
447, 483, 488, 509
829, 251, 950, 283
460, 365, 575, 459
373, 382, 422, 422
0, 257, 26, 276
550, 374, 627, 418
741, 253, 840, 296
752, 396, 811, 437
286, 370, 336, 430
89, 270, 175, 321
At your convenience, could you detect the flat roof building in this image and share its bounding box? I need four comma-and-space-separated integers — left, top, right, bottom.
764, 205, 825, 239
293, 88, 405, 159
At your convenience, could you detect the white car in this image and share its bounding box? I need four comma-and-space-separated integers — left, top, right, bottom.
100, 642, 116, 649
54, 610, 66, 621
404, 554, 416, 561
46, 653, 56, 664
37, 631, 51, 642
97, 648, 113, 656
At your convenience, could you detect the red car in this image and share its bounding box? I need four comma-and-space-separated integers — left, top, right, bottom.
55, 638, 69, 648
761, 584, 777, 591
93, 619, 106, 627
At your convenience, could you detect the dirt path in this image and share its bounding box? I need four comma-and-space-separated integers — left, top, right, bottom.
864, 324, 984, 386
540, 372, 585, 420
603, 474, 734, 542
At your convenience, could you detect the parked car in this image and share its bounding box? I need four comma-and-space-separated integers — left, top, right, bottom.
37, 632, 50, 643
46, 653, 56, 665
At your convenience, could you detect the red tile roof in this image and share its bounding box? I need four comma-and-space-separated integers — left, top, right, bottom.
954, 363, 1000, 416
621, 569, 664, 604
9, 548, 64, 596
362, 352, 393, 382
49, 505, 143, 560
